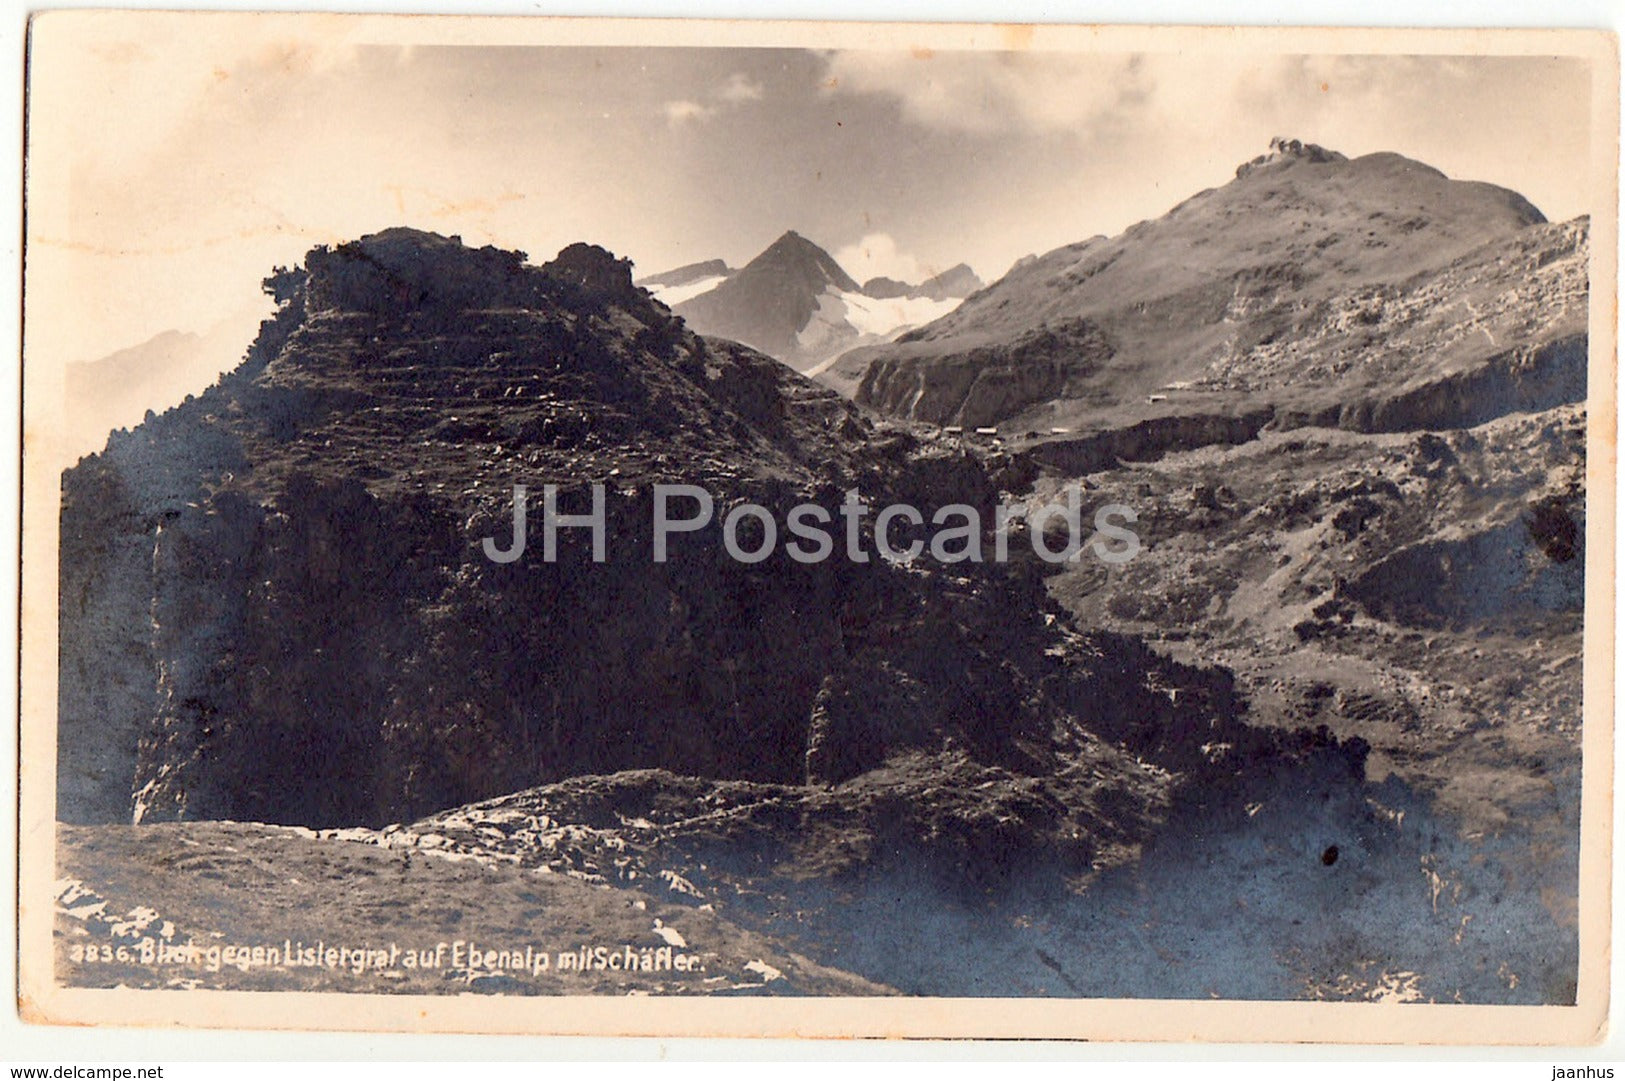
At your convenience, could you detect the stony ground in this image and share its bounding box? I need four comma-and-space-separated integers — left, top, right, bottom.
55, 715, 1578, 1002
53, 821, 888, 996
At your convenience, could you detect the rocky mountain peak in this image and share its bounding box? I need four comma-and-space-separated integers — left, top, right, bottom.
914, 262, 984, 302
861, 264, 984, 303
292, 228, 664, 333
749, 229, 861, 292
1235, 136, 1349, 178
862, 276, 913, 300
671, 231, 866, 362
834, 144, 1569, 429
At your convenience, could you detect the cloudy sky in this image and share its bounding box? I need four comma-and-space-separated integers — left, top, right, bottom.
26, 16, 1597, 376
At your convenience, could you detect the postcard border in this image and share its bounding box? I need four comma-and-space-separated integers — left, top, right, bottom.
16, 14, 1619, 1044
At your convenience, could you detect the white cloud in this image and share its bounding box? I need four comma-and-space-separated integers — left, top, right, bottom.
718, 72, 764, 103
834, 233, 922, 285
818, 51, 1391, 149
663, 99, 716, 125
663, 72, 765, 125
823, 50, 1148, 136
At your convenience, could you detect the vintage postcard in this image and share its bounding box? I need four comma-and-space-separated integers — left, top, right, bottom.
17, 13, 1619, 1042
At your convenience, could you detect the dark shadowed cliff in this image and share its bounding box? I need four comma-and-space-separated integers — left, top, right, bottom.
59, 227, 1312, 853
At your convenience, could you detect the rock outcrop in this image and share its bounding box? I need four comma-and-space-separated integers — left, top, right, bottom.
59, 228, 1303, 837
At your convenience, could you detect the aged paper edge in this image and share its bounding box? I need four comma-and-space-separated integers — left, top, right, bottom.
14, 13, 1620, 1044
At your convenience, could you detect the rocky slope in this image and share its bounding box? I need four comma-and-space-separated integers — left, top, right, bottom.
54, 219, 1583, 1003
54, 820, 890, 996
832, 140, 1582, 436
665, 232, 974, 373
794, 141, 1586, 1003
61, 227, 1269, 834
1036, 407, 1584, 830
54, 716, 1574, 1000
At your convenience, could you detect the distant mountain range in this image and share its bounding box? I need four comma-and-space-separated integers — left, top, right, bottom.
64, 315, 266, 459
861, 263, 984, 302
638, 231, 982, 373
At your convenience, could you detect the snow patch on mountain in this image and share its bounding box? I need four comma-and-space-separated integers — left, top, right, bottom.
649, 274, 730, 307
840, 291, 960, 338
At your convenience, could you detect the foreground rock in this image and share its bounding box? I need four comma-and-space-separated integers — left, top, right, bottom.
55, 731, 1576, 1001
60, 227, 1259, 839
55, 821, 887, 996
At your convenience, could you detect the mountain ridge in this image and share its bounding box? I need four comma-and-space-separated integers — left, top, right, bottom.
824, 141, 1573, 432
634, 257, 732, 290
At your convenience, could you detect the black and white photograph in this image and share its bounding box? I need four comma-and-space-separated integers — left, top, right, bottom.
16, 13, 1617, 1043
